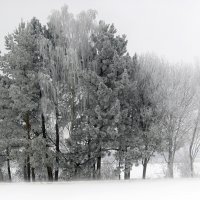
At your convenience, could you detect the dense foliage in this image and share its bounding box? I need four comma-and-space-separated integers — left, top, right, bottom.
0, 6, 199, 181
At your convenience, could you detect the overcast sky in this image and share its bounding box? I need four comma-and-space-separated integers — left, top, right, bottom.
0, 0, 200, 65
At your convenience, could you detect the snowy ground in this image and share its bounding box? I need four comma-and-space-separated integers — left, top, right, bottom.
1, 178, 200, 200
2, 161, 200, 200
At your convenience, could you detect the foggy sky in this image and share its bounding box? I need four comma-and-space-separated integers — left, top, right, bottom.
0, 0, 200, 65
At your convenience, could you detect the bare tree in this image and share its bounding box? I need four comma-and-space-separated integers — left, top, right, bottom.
158, 65, 195, 178
188, 65, 200, 177
138, 54, 195, 178
189, 107, 200, 177
137, 54, 168, 179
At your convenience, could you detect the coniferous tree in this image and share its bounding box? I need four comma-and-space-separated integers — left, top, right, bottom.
3, 18, 53, 181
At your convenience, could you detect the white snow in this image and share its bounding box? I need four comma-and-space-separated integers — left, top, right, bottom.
1, 178, 200, 200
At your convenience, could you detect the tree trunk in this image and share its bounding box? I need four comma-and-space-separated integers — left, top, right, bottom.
167, 161, 174, 178
41, 113, 53, 181
189, 111, 199, 177
118, 159, 121, 180
0, 169, 4, 182
118, 141, 123, 180
96, 128, 102, 180
47, 167, 53, 181
6, 148, 11, 181
190, 157, 194, 177
124, 157, 130, 180
124, 148, 130, 180
166, 137, 174, 178
74, 163, 81, 179
92, 162, 96, 179
142, 158, 148, 179
54, 105, 59, 181
31, 167, 35, 182
25, 112, 31, 182
167, 148, 174, 178
23, 159, 27, 181
87, 138, 92, 179
96, 155, 101, 179
27, 155, 31, 181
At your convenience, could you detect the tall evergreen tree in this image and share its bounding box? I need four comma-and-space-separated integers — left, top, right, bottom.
3, 18, 54, 181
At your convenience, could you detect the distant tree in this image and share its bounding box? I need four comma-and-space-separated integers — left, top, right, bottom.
188, 66, 200, 177
129, 54, 163, 179
158, 65, 195, 178
189, 107, 200, 177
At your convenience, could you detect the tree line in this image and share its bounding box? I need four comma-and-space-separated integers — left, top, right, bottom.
0, 6, 199, 182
